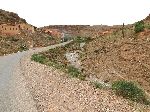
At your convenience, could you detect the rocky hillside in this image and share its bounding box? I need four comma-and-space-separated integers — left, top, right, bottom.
0, 9, 26, 24
144, 14, 150, 22
31, 18, 150, 111
43, 25, 125, 39
78, 15, 150, 93
0, 31, 58, 56
0, 9, 60, 56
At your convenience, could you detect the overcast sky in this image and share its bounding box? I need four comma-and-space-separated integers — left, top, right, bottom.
0, 0, 150, 27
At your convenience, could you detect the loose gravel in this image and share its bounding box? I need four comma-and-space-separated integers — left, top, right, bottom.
20, 55, 150, 112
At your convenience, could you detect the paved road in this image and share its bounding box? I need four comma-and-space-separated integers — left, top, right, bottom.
0, 41, 72, 112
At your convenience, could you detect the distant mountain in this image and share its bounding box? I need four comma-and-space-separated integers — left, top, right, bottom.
0, 9, 26, 24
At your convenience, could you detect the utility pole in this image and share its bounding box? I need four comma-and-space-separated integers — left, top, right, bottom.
122, 23, 125, 38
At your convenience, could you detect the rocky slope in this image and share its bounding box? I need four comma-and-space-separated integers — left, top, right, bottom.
0, 9, 26, 24
21, 55, 150, 112
32, 14, 150, 111
0, 9, 59, 56
79, 15, 150, 94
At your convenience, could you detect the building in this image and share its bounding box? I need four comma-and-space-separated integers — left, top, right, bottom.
0, 23, 35, 35
18, 23, 35, 33
0, 24, 20, 35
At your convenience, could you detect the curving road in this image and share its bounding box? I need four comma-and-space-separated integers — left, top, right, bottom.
0, 41, 71, 112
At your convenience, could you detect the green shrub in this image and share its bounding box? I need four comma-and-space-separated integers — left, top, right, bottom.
134, 21, 145, 33
31, 54, 47, 64
47, 61, 66, 70
62, 36, 72, 42
93, 81, 103, 89
79, 75, 86, 80
63, 36, 69, 42
75, 36, 92, 43
112, 80, 149, 105
67, 66, 85, 80
67, 66, 80, 77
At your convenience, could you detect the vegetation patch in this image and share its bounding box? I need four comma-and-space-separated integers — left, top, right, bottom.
112, 80, 150, 105
74, 36, 92, 43
31, 41, 86, 80
47, 61, 66, 70
134, 21, 145, 33
92, 81, 103, 89
31, 54, 48, 64
62, 36, 73, 42
32, 52, 85, 80
67, 66, 85, 80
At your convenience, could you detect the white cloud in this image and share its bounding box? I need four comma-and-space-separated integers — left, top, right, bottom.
0, 0, 150, 27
